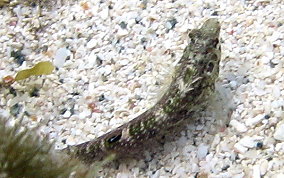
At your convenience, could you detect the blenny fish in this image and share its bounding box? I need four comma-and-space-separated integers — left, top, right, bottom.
65, 18, 221, 164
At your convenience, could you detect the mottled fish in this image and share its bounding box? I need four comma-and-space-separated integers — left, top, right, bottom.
65, 18, 221, 164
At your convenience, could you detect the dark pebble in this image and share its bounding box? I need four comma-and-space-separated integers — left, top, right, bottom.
256, 142, 263, 149
31, 2, 36, 7
269, 60, 278, 68
41, 45, 49, 52
141, 0, 147, 9
60, 108, 67, 115
119, 46, 125, 53
167, 18, 178, 30
70, 92, 80, 96
140, 37, 147, 44
264, 114, 270, 119
135, 16, 142, 24
99, 94, 105, 101
10, 103, 22, 117
101, 74, 108, 82
96, 56, 103, 66
24, 111, 31, 117
119, 21, 127, 29
70, 107, 75, 115
62, 139, 67, 144
30, 87, 40, 97
221, 165, 230, 171
9, 87, 17, 96
11, 50, 25, 65
212, 11, 218, 16
235, 154, 240, 160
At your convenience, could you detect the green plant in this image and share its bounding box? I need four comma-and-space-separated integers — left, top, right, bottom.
0, 117, 90, 178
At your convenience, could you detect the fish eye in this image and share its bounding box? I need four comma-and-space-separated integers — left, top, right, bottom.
107, 134, 122, 143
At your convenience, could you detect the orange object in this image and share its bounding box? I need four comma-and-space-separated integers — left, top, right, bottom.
88, 102, 102, 113
80, 2, 90, 10
2, 75, 15, 85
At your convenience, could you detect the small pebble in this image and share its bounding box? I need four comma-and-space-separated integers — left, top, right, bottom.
273, 173, 284, 178
239, 136, 256, 148
117, 29, 129, 37
230, 120, 248, 132
245, 114, 265, 127
66, 136, 76, 145
119, 21, 127, 29
99, 94, 105, 101
29, 87, 40, 97
264, 114, 270, 119
256, 142, 263, 149
54, 47, 70, 68
229, 80, 237, 89
63, 110, 72, 118
165, 18, 178, 30
252, 165, 261, 178
60, 108, 67, 115
11, 50, 25, 65
197, 144, 209, 159
9, 87, 17, 96
273, 122, 284, 141
86, 39, 98, 49
234, 143, 248, 154
260, 160, 268, 176
96, 56, 103, 66
10, 103, 22, 117
119, 59, 129, 66
100, 8, 109, 20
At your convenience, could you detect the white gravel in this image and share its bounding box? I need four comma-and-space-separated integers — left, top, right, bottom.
1, 0, 284, 177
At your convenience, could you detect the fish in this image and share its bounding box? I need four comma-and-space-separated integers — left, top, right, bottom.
65, 18, 221, 164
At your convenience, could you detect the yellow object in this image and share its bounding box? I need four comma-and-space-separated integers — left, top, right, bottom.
15, 61, 55, 81
0, 0, 9, 7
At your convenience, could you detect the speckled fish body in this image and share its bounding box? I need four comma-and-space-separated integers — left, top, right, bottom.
66, 19, 221, 163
